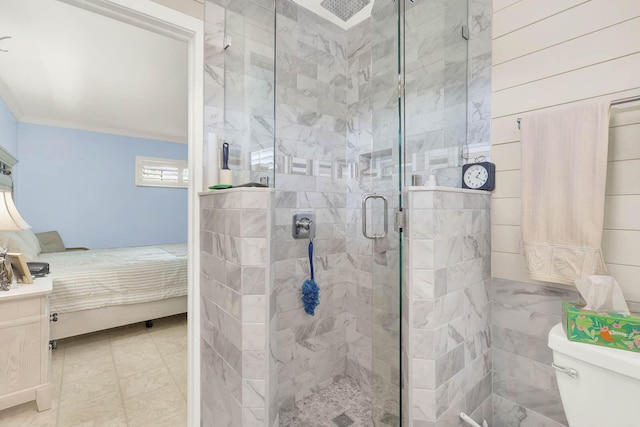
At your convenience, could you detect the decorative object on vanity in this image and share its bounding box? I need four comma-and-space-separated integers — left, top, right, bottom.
8, 252, 33, 284
461, 161, 495, 191
27, 261, 50, 277
520, 102, 609, 284
0, 247, 10, 291
219, 141, 233, 186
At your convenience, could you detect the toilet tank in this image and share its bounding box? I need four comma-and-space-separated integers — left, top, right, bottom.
548, 323, 640, 427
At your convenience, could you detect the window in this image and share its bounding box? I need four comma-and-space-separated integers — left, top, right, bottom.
135, 156, 188, 188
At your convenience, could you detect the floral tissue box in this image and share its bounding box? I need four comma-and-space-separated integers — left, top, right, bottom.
563, 302, 640, 353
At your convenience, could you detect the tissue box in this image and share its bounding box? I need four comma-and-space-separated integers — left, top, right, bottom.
564, 302, 640, 353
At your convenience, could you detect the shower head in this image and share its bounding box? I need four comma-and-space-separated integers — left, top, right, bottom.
320, 0, 371, 22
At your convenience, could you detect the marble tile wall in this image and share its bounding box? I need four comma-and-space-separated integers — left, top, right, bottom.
273, 0, 351, 417
401, 0, 493, 188
404, 188, 492, 427
345, 17, 375, 397
223, 0, 275, 185
403, 0, 467, 188
200, 188, 274, 427
490, 279, 579, 427
204, 0, 226, 188
466, 0, 492, 164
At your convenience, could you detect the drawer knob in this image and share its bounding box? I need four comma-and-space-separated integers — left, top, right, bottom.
50, 313, 58, 322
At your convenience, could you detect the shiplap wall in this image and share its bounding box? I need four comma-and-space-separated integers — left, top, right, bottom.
491, 0, 640, 302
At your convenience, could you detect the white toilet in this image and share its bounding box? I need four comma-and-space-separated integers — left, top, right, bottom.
548, 323, 640, 427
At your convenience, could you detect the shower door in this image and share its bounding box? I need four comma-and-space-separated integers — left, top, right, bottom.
362, 0, 403, 425
364, 0, 470, 424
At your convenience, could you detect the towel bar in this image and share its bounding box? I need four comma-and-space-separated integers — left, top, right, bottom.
516, 94, 640, 129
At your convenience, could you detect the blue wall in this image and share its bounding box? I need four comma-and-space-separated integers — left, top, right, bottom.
0, 98, 18, 158
15, 123, 188, 249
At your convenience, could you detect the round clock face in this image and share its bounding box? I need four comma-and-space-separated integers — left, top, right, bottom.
463, 164, 489, 189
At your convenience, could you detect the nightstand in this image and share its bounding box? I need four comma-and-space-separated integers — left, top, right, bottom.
0, 276, 53, 412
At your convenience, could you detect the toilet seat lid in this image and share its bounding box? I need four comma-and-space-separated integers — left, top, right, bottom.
548, 323, 640, 380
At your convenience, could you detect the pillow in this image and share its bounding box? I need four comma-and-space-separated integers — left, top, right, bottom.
35, 231, 66, 254
17, 230, 42, 258
0, 231, 39, 261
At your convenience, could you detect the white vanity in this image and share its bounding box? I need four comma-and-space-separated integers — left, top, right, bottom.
0, 276, 53, 412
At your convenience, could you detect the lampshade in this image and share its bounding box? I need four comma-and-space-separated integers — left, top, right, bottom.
0, 191, 30, 231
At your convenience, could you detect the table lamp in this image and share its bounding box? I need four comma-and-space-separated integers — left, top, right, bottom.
0, 191, 30, 290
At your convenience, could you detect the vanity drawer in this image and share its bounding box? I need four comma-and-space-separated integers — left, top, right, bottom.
0, 297, 42, 323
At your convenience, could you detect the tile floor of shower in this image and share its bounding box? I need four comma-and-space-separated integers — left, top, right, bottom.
279, 377, 398, 427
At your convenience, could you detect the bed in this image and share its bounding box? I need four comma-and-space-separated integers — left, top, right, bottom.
0, 229, 188, 340
41, 243, 188, 340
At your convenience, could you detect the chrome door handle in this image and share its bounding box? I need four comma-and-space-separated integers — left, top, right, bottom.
552, 362, 579, 379
362, 194, 388, 240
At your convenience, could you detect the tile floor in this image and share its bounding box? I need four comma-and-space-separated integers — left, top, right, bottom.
0, 314, 187, 427
279, 377, 373, 426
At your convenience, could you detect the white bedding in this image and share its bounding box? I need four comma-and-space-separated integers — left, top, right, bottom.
39, 244, 188, 314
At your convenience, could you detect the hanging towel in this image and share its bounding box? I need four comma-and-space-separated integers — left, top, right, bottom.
520, 102, 610, 285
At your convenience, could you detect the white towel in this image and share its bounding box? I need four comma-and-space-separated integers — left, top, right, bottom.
520, 102, 610, 285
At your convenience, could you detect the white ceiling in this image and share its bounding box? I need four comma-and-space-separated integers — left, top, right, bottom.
0, 0, 188, 144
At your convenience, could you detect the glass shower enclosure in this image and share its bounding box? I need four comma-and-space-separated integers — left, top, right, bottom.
213, 0, 469, 424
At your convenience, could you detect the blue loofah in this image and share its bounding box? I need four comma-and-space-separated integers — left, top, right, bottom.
302, 241, 319, 315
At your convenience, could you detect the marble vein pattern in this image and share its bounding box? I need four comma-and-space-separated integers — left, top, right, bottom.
491, 278, 578, 427
404, 189, 491, 427
200, 189, 273, 427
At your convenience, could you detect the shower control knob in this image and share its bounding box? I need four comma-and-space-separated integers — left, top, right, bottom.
297, 218, 312, 230
292, 212, 316, 240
